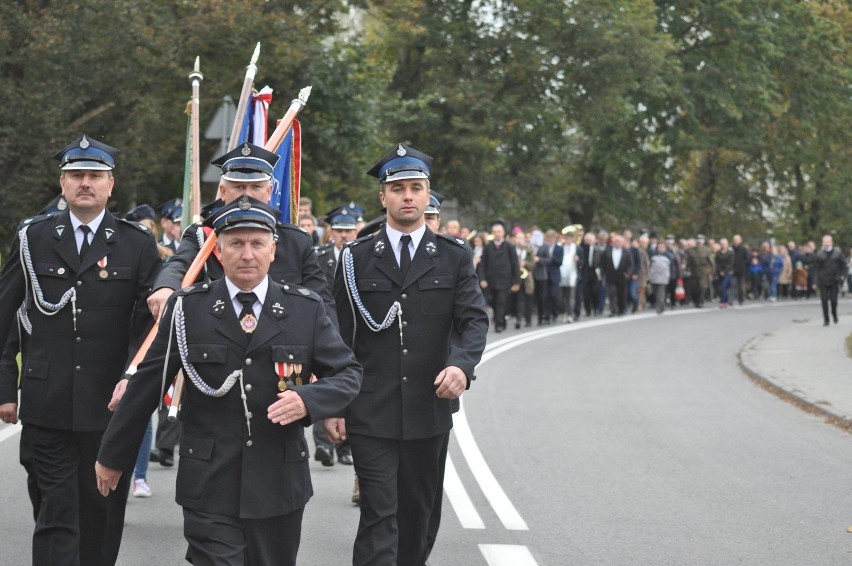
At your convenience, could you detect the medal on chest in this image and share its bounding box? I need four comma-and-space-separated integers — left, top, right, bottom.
98, 256, 109, 279
274, 362, 304, 391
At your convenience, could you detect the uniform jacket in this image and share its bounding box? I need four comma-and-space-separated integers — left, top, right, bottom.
97, 277, 362, 519
0, 210, 160, 431
154, 218, 337, 326
578, 243, 601, 282
333, 227, 488, 440
477, 240, 520, 290
315, 242, 337, 294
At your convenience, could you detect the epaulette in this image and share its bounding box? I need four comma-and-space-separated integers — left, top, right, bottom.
117, 217, 151, 233
347, 233, 375, 248
278, 282, 320, 302
437, 233, 467, 247
18, 213, 54, 229
176, 282, 211, 296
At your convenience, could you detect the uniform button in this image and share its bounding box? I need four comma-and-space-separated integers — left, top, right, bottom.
75, 366, 81, 371
246, 440, 253, 447
402, 376, 408, 383
75, 337, 82, 343
202, 353, 208, 359
300, 451, 306, 457
76, 281, 83, 287
401, 293, 407, 300
283, 285, 290, 290
434, 279, 439, 284
371, 283, 377, 288
402, 349, 408, 355
288, 355, 294, 360
188, 448, 194, 455
245, 384, 253, 392
402, 321, 408, 327
247, 412, 253, 418
76, 309, 82, 314
245, 358, 252, 365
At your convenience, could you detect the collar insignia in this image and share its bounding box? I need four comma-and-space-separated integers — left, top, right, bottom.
374, 240, 386, 256
271, 302, 286, 317
105, 228, 114, 241
212, 299, 226, 315
425, 241, 437, 256
55, 225, 65, 237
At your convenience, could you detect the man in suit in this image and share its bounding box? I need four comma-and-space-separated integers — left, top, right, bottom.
602, 234, 634, 316
478, 219, 520, 332
579, 231, 602, 318
326, 144, 488, 566
95, 197, 362, 566
813, 234, 848, 326
533, 229, 563, 324
0, 135, 161, 566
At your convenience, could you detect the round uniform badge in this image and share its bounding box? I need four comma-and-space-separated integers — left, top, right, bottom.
99, 270, 109, 279
240, 313, 258, 333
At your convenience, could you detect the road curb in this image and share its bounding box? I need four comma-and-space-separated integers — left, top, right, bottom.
737, 336, 852, 434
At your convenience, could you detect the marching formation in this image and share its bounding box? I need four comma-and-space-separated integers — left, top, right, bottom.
0, 134, 487, 566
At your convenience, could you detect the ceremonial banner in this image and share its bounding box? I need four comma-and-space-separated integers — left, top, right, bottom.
236, 86, 272, 146
270, 117, 301, 224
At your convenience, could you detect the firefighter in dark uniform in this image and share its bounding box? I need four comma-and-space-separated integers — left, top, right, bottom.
0, 135, 161, 566
95, 197, 362, 566
326, 144, 488, 566
145, 142, 335, 326
143, 143, 337, 466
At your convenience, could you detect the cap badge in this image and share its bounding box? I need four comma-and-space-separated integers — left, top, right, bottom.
79, 136, 90, 149
238, 196, 252, 210
241, 144, 251, 156
57, 198, 68, 211
396, 144, 406, 156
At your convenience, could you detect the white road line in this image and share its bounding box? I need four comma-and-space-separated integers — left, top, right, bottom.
444, 454, 485, 529
0, 423, 22, 444
479, 544, 539, 566
453, 400, 528, 531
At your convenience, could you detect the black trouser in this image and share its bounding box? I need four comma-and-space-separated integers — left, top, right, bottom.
27, 424, 131, 566
819, 284, 839, 323
560, 285, 573, 318
488, 287, 510, 329
607, 276, 627, 315
423, 431, 451, 562
349, 433, 446, 566
731, 274, 746, 305
515, 291, 534, 325
183, 506, 303, 566
534, 280, 550, 322
582, 278, 600, 316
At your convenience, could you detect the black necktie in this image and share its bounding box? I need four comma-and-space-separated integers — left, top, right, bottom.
79, 225, 91, 260
235, 292, 258, 340
400, 235, 412, 277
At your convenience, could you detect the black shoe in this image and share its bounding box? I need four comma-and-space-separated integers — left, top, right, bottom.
159, 449, 174, 467
149, 451, 160, 463
337, 451, 353, 465
314, 446, 334, 467
824, 320, 830, 326
834, 315, 839, 324
515, 321, 521, 330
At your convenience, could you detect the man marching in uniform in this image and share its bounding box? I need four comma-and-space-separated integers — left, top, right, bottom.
326, 144, 488, 566
96, 196, 362, 566
0, 135, 161, 566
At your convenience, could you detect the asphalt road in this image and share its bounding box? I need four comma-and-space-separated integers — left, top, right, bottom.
2, 300, 851, 565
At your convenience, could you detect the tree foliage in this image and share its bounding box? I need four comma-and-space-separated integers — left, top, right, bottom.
0, 0, 849, 253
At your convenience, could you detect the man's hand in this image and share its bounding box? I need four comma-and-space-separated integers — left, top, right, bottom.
510, 283, 520, 293
108, 379, 129, 412
0, 402, 17, 424
434, 365, 467, 399
479, 280, 489, 289
324, 417, 347, 443
95, 461, 123, 497
147, 287, 174, 320
267, 390, 307, 426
